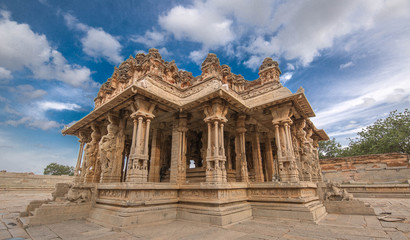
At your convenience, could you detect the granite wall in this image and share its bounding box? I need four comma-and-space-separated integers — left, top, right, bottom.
320, 153, 409, 184
0, 172, 73, 192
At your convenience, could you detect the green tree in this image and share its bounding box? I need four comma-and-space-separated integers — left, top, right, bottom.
344, 109, 410, 156
318, 138, 343, 159
44, 163, 74, 176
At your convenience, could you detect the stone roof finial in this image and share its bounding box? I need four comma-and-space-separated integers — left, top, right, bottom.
201, 53, 220, 69
201, 53, 222, 81
259, 58, 280, 74
258, 57, 281, 84
147, 48, 162, 60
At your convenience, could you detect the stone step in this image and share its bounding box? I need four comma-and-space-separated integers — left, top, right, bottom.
17, 216, 29, 229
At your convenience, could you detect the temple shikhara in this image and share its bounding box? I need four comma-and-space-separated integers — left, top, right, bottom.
53, 48, 329, 228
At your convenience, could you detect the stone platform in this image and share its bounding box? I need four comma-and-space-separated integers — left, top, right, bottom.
85, 182, 326, 229
2, 191, 410, 240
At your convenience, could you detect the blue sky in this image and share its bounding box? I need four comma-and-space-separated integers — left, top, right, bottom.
0, 0, 409, 174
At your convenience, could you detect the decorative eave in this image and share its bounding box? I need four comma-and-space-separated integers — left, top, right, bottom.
62, 85, 134, 136
316, 129, 329, 141
293, 92, 315, 118
305, 119, 329, 141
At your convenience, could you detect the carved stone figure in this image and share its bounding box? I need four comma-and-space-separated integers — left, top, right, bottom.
99, 121, 118, 177
66, 187, 91, 203
83, 125, 100, 182
325, 183, 354, 201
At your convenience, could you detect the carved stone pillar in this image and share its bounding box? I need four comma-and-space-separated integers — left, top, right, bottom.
148, 128, 161, 182
295, 120, 312, 181
74, 131, 87, 183
312, 136, 323, 182
99, 114, 125, 183
252, 131, 264, 182
204, 99, 228, 183
270, 103, 299, 183
83, 123, 101, 183
264, 133, 275, 181
235, 114, 248, 182
127, 97, 156, 183
170, 113, 188, 184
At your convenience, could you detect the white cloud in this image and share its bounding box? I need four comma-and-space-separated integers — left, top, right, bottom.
28, 119, 62, 130
287, 63, 295, 71
327, 125, 367, 138
4, 105, 21, 116
2, 117, 63, 131
280, 72, 293, 84
150, 0, 410, 70
315, 66, 410, 130
81, 29, 123, 64
64, 13, 123, 64
243, 55, 263, 70
159, 4, 235, 48
1, 99, 81, 130
244, 0, 385, 66
9, 84, 47, 100
189, 49, 209, 64
38, 101, 80, 111
0, 66, 11, 80
3, 117, 30, 127
340, 61, 354, 69
0, 10, 92, 87
157, 47, 171, 57
131, 29, 165, 47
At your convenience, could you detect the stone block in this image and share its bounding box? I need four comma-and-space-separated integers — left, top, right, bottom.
323, 200, 375, 215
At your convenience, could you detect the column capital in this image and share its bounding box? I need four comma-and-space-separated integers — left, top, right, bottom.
78, 130, 90, 143
203, 99, 228, 123
130, 97, 156, 120
270, 102, 294, 126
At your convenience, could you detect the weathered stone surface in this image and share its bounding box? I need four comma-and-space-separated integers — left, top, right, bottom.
2, 191, 410, 239
320, 153, 410, 184
0, 172, 73, 192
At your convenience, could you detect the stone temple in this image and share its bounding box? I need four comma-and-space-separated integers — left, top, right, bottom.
59, 48, 329, 228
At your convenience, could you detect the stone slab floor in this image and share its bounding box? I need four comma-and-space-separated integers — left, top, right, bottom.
1, 192, 409, 240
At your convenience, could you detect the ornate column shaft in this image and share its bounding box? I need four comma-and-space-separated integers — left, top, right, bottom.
270, 103, 299, 183
148, 128, 161, 182
74, 137, 86, 183
312, 144, 323, 182
310, 132, 323, 182
203, 99, 228, 183
265, 133, 275, 181
252, 131, 264, 182
170, 113, 188, 184
126, 97, 156, 183
99, 114, 125, 183
82, 123, 101, 183
235, 114, 248, 182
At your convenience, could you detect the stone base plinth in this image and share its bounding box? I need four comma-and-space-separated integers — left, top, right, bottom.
178, 201, 252, 226
248, 182, 327, 223
88, 203, 178, 230
26, 181, 329, 228
251, 201, 327, 223
323, 200, 375, 215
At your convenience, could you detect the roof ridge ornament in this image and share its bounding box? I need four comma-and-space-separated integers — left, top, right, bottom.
258, 57, 281, 85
